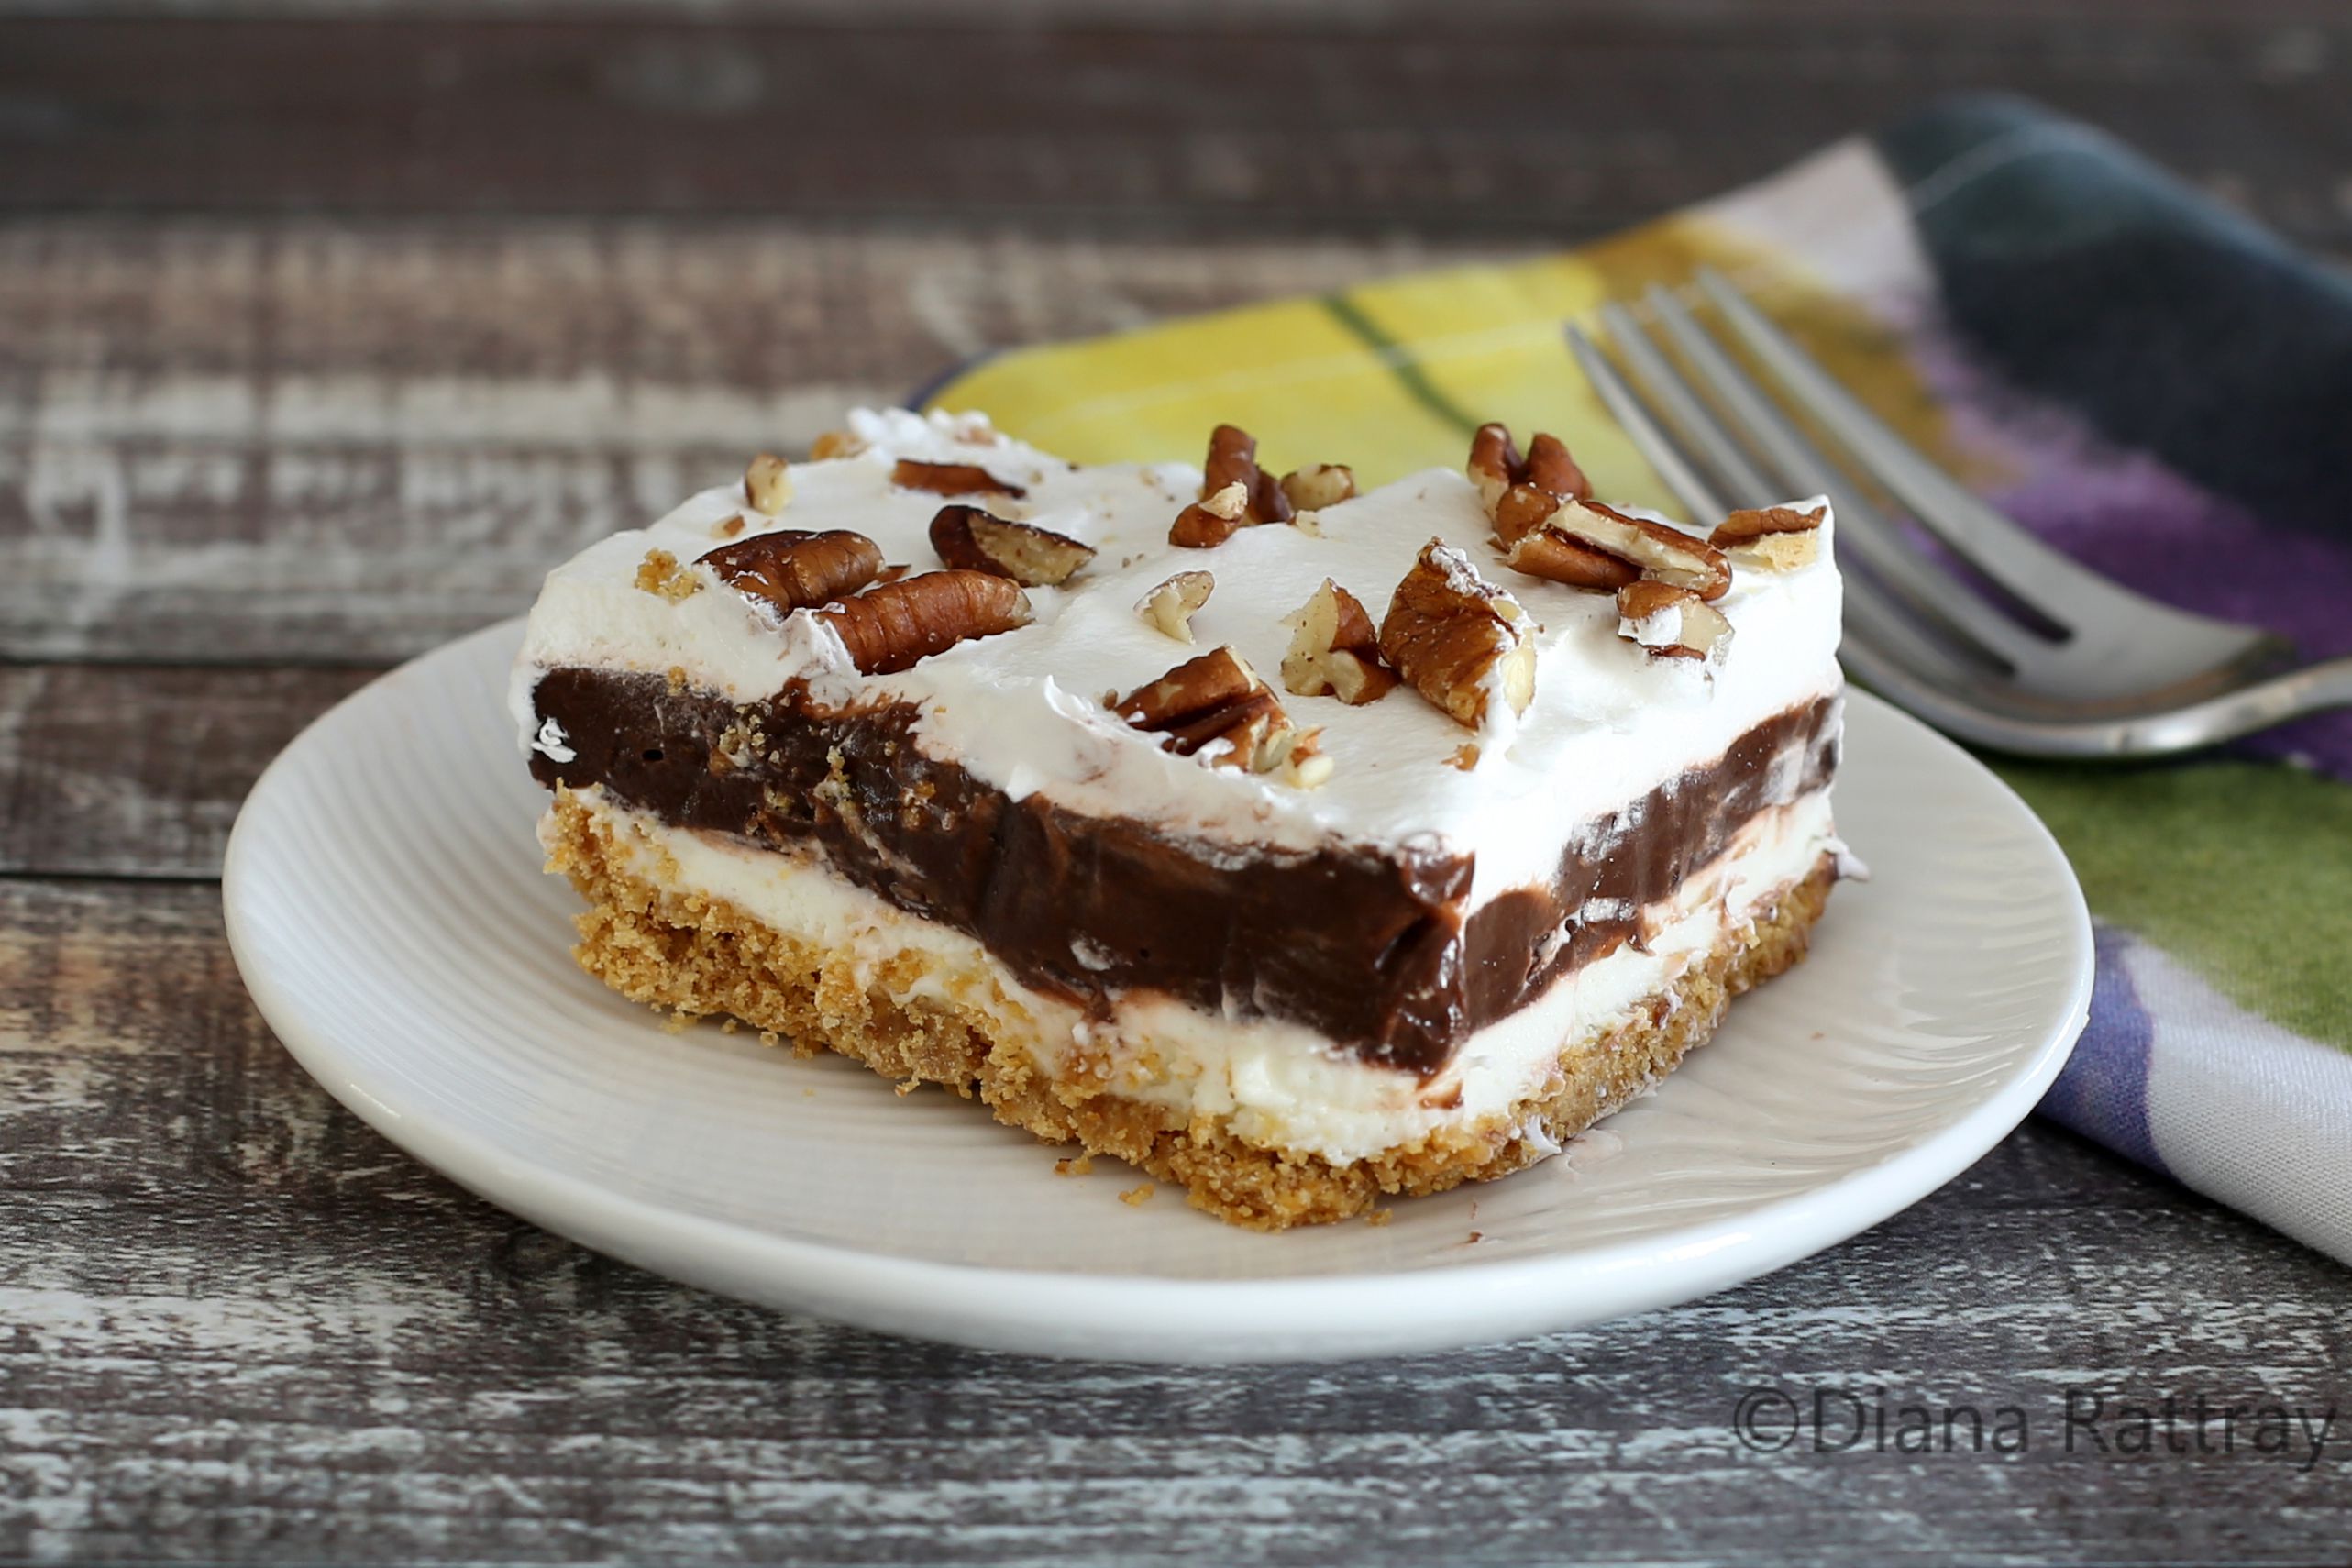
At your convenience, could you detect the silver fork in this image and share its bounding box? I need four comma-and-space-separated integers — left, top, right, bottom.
1567, 267, 2352, 758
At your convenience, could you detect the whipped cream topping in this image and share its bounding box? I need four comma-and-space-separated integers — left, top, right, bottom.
512, 407, 1842, 906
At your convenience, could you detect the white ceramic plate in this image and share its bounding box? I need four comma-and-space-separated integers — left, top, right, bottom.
226, 619, 2091, 1364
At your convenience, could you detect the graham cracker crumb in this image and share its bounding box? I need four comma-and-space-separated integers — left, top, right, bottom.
1119, 1183, 1155, 1207
666, 665, 689, 692
713, 513, 747, 539
635, 548, 702, 602
1364, 1209, 1394, 1227
1448, 743, 1481, 771
540, 792, 1834, 1231
1055, 1154, 1096, 1177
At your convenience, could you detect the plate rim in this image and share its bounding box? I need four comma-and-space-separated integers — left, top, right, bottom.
224, 617, 2093, 1363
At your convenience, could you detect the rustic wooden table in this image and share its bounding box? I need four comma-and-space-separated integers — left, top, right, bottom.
5, 3, 2349, 1562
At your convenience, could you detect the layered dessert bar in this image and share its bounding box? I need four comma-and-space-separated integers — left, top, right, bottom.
513, 408, 1846, 1229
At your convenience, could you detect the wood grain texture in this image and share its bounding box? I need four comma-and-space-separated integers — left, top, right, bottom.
2, 11, 2349, 250
5, 7, 2351, 1560
0, 664, 374, 878
1, 877, 2347, 1566
0, 222, 1501, 662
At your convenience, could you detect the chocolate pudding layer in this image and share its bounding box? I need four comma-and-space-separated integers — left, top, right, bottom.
530, 668, 1838, 1074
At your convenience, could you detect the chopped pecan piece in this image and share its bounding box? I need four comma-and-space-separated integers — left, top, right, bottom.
1278, 463, 1357, 513
1467, 423, 1592, 517
1617, 580, 1734, 662
890, 458, 1026, 499
700, 529, 885, 613
927, 504, 1095, 587
1280, 579, 1397, 704
817, 570, 1032, 675
1168, 480, 1253, 548
1112, 646, 1276, 756
1110, 646, 1321, 783
1378, 541, 1537, 729
1502, 525, 1640, 591
634, 548, 702, 602
1491, 481, 1563, 546
808, 429, 866, 460
1523, 434, 1593, 505
1531, 501, 1730, 600
1136, 570, 1214, 642
1201, 424, 1294, 525
1466, 423, 1524, 514
1710, 502, 1827, 571
1275, 726, 1334, 790
743, 452, 793, 516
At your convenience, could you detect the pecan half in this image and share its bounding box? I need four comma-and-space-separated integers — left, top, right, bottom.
890, 458, 1026, 499
1278, 463, 1357, 513
1378, 540, 1537, 729
700, 529, 885, 612
1201, 424, 1294, 525
743, 452, 793, 516
1617, 580, 1733, 662
817, 570, 1032, 675
1136, 570, 1214, 642
1467, 423, 1592, 518
1530, 501, 1730, 600
1281, 579, 1397, 704
928, 504, 1096, 587
1168, 480, 1253, 548
1709, 502, 1827, 571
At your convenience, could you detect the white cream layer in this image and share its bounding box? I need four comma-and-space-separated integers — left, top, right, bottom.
562, 783, 1839, 1165
512, 408, 1843, 908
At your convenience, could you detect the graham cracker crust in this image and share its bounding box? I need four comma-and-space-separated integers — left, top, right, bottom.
543, 791, 1836, 1230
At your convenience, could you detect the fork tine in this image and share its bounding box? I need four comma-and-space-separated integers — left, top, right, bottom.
1600, 299, 1778, 505
1695, 266, 2286, 694
1837, 562, 2007, 696
1564, 324, 1728, 523
1692, 268, 2137, 626
1631, 283, 2044, 671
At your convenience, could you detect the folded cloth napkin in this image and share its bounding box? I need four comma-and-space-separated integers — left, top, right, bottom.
921, 94, 2352, 1266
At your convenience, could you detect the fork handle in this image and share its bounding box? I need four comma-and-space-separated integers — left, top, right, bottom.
1850, 652, 2352, 760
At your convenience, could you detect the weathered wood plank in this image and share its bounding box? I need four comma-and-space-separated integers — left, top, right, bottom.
0, 224, 1502, 662
0, 664, 375, 878
1, 878, 2346, 1565
13, 0, 2352, 21
2, 14, 2349, 248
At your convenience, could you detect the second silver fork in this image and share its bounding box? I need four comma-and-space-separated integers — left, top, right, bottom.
1568, 268, 2352, 758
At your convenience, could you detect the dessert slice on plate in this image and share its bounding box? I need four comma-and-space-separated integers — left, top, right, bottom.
512, 408, 1848, 1229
